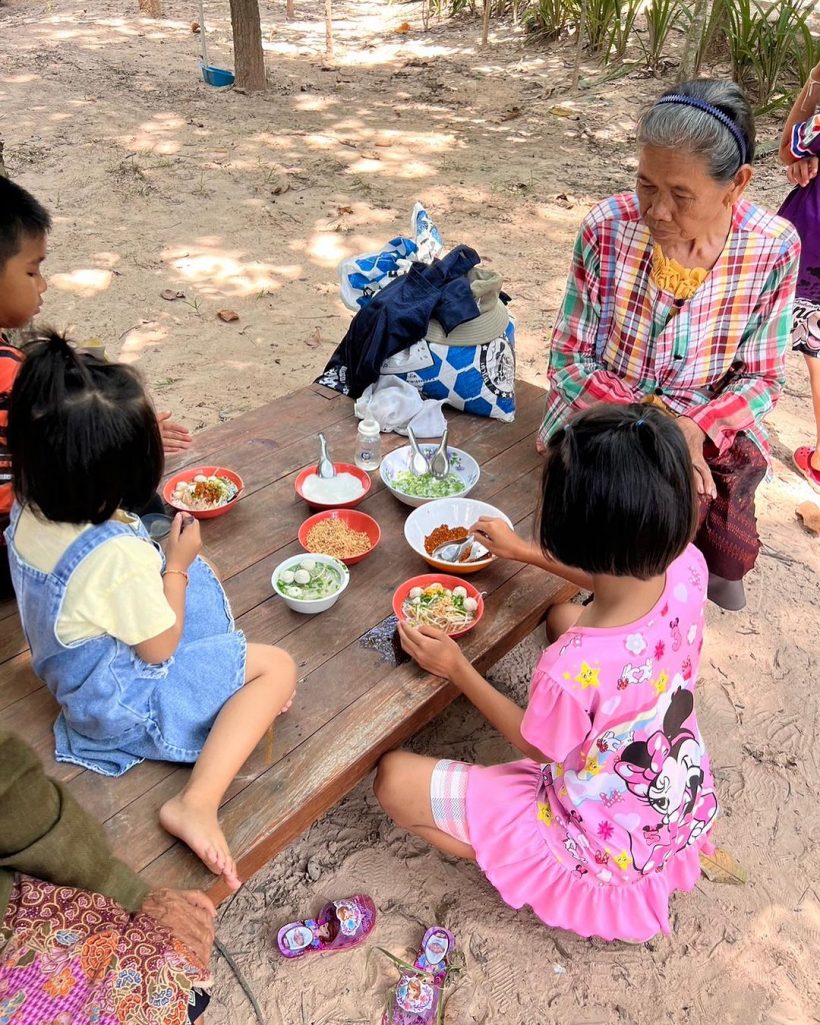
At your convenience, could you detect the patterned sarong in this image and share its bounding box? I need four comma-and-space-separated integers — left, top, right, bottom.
0, 875, 210, 1025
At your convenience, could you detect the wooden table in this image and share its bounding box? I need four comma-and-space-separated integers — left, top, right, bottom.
0, 379, 576, 902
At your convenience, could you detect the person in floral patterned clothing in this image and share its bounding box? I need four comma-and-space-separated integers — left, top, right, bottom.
0, 729, 214, 1023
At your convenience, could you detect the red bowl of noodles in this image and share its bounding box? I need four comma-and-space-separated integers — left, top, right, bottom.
163, 465, 244, 520
392, 574, 484, 639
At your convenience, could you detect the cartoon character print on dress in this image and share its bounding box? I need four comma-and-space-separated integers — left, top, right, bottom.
614, 689, 717, 874
669, 618, 683, 652
617, 658, 653, 690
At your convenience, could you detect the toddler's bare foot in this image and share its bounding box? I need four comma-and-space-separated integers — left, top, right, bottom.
159, 794, 240, 891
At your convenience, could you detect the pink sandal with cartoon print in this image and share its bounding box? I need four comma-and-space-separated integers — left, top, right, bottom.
794, 446, 820, 493
277, 895, 376, 958
382, 926, 457, 1025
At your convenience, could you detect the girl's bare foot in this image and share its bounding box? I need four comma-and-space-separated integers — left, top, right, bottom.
159, 793, 240, 891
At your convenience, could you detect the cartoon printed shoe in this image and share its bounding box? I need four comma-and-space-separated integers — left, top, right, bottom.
383, 926, 457, 1025
277, 895, 376, 958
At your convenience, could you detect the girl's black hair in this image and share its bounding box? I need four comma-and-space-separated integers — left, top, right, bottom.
539, 404, 697, 580
8, 330, 163, 524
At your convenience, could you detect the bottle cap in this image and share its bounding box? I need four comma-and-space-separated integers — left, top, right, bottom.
360, 417, 380, 433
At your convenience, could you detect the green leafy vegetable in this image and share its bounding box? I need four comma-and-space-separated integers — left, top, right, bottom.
391, 470, 466, 499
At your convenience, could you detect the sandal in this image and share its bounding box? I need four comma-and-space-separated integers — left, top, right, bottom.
382, 926, 456, 1025
793, 446, 820, 493
277, 895, 376, 959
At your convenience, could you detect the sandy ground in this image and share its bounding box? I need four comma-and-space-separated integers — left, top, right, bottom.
2, 1, 820, 1022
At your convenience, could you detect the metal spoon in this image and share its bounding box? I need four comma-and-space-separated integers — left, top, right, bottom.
316, 433, 336, 479
430, 427, 450, 480
407, 426, 430, 477
431, 534, 490, 564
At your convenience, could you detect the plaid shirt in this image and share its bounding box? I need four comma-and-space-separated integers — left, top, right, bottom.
538, 193, 800, 456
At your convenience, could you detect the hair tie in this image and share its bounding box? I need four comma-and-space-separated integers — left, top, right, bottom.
634, 418, 645, 429
654, 94, 747, 167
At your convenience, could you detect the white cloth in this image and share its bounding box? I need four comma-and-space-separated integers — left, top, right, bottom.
354, 375, 447, 438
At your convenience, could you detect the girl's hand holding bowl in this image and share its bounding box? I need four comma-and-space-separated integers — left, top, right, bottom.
397, 621, 466, 681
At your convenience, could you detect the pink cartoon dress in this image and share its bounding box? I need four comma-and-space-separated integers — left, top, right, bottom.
465, 544, 717, 942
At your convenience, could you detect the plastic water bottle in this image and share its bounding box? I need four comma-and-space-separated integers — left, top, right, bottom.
355, 417, 382, 470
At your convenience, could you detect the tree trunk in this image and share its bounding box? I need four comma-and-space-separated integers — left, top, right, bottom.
137, 0, 162, 15
229, 0, 266, 92
481, 0, 490, 47
286, 0, 295, 19
324, 0, 334, 63
678, 0, 711, 81
0, 137, 7, 179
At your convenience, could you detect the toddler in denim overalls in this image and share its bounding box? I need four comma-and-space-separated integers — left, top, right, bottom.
5, 333, 297, 891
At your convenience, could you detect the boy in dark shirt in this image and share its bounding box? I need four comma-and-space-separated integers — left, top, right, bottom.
0, 177, 193, 596
0, 177, 50, 595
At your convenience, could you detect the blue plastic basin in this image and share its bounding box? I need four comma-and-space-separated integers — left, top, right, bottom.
200, 65, 235, 87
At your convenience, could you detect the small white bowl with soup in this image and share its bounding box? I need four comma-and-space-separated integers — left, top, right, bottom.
272, 553, 350, 614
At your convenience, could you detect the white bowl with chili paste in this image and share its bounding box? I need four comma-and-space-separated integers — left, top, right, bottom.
404, 498, 513, 576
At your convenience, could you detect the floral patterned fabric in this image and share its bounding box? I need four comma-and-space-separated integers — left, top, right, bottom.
0, 876, 210, 1025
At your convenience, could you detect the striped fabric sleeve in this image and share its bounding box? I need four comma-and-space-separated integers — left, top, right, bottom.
790, 115, 820, 158
686, 238, 799, 452
547, 220, 639, 412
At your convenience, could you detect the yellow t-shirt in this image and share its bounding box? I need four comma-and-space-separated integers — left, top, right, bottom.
14, 507, 176, 647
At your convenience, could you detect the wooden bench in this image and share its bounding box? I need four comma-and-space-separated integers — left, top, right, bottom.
0, 379, 576, 903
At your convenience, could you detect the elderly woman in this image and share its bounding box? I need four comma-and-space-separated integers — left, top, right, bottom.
0, 729, 214, 1023
539, 80, 800, 610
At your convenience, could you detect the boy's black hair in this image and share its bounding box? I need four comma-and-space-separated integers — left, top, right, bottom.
538, 404, 697, 580
8, 330, 163, 524
0, 176, 52, 269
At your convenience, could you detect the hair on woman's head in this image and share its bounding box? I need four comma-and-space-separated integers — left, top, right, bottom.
538, 404, 697, 580
638, 79, 755, 182
8, 330, 163, 524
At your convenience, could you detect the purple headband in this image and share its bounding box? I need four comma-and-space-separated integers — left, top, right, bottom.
654, 94, 748, 168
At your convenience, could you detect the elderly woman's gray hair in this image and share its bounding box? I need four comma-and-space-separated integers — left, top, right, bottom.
637, 80, 756, 183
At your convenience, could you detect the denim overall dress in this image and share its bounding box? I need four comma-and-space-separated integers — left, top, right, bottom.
5, 503, 247, 776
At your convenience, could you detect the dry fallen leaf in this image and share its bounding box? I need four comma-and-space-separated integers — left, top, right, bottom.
304, 327, 322, 348
191, 20, 200, 33
796, 501, 820, 535
549, 105, 576, 118
160, 289, 185, 301
699, 848, 749, 885
217, 309, 239, 323
336, 204, 354, 215
271, 175, 290, 196
395, 21, 411, 33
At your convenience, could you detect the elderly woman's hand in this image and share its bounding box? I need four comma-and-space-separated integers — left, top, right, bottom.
140, 888, 216, 967
677, 417, 717, 500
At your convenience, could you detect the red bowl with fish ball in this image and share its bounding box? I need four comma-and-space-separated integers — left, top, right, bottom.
392, 574, 484, 639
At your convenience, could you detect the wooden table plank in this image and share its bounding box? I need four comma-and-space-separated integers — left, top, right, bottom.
0, 380, 573, 902
142, 567, 577, 900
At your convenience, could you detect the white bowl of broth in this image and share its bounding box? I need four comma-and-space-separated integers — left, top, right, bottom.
271, 553, 350, 615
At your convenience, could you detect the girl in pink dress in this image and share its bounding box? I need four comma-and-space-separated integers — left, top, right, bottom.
375, 403, 717, 943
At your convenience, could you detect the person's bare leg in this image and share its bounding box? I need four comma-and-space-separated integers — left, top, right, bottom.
160, 644, 296, 890
374, 750, 475, 860
546, 601, 584, 644
806, 355, 820, 472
